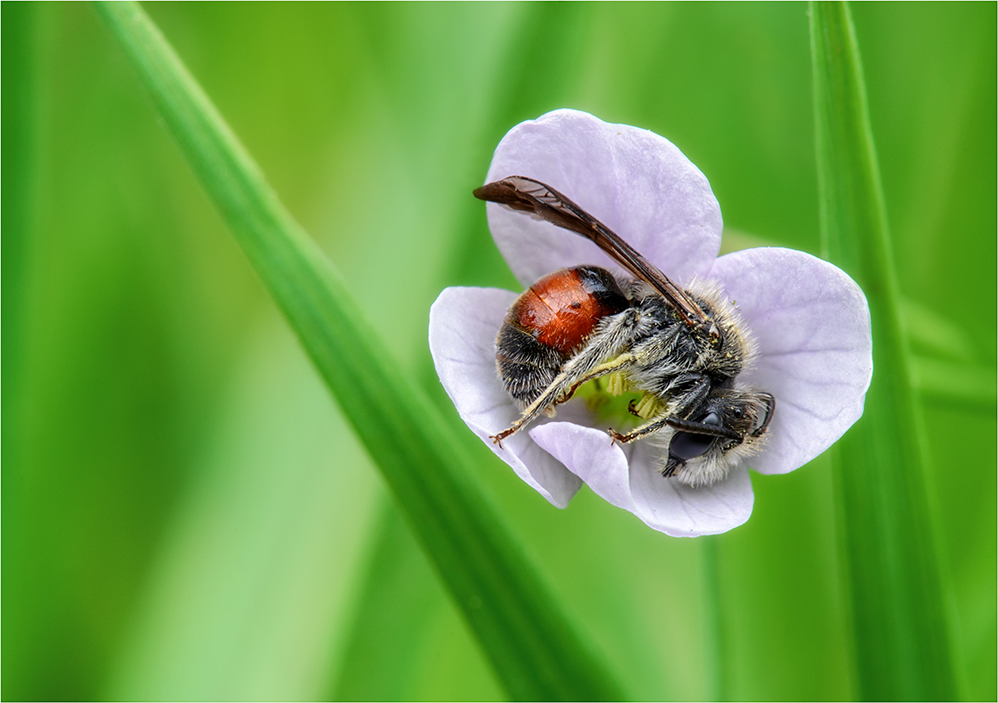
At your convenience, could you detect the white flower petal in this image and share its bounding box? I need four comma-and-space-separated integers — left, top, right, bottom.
431, 110, 873, 537
484, 109, 722, 288
530, 422, 754, 536
428, 287, 583, 507
709, 248, 873, 475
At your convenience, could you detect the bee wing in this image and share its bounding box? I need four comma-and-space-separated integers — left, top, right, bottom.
474, 175, 711, 329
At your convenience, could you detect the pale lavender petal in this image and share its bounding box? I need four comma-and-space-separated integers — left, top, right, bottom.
483, 109, 722, 288
709, 248, 873, 475
428, 287, 583, 507
531, 422, 754, 536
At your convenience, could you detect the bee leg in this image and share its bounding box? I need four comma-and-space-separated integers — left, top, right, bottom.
665, 417, 742, 441
609, 416, 673, 444
608, 375, 712, 444
491, 352, 637, 445
661, 456, 682, 477
491, 308, 644, 445
611, 408, 747, 446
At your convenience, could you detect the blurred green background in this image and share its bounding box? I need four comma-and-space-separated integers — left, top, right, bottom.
3, 2, 995, 700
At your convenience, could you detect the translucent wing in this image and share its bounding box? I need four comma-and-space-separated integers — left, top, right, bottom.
474, 176, 714, 331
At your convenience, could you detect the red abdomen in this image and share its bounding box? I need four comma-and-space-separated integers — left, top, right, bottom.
495, 266, 629, 408
511, 268, 622, 353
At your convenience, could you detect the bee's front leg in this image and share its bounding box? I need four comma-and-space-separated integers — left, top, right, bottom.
607, 374, 711, 444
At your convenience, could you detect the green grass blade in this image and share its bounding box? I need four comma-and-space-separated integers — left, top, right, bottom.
2, 4, 40, 695
94, 3, 625, 700
331, 501, 503, 700
329, 6, 604, 698
1, 1, 37, 517
701, 538, 729, 701
809, 3, 958, 699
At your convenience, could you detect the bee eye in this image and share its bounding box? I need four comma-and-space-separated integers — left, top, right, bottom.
669, 431, 716, 462
731, 406, 744, 419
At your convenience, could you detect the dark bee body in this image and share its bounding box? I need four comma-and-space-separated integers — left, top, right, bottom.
591, 278, 772, 483
496, 266, 628, 407
476, 176, 775, 487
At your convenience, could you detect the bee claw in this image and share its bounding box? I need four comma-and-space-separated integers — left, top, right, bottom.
661, 457, 681, 477
490, 432, 508, 449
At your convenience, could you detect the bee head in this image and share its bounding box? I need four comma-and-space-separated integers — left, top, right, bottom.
663, 390, 776, 483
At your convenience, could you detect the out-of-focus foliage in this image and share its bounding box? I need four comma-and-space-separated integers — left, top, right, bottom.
812, 4, 958, 699
95, 4, 626, 699
3, 3, 994, 701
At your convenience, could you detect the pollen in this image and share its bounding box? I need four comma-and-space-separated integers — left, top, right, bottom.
605, 372, 629, 396
631, 393, 664, 420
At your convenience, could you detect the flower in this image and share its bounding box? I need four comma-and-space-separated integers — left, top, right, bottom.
428, 109, 872, 537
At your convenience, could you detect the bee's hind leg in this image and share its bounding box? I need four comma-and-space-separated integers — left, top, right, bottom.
491, 352, 637, 447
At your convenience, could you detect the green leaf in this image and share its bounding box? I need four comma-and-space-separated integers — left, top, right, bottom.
93, 3, 625, 700
809, 2, 958, 699
700, 538, 729, 702
329, 5, 612, 699
2, 2, 40, 696
330, 501, 504, 700
910, 356, 997, 410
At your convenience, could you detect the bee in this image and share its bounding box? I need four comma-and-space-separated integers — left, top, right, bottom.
474, 176, 775, 487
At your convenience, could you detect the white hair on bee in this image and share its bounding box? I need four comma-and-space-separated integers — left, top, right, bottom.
647, 414, 770, 487
637, 276, 770, 487
684, 276, 761, 372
